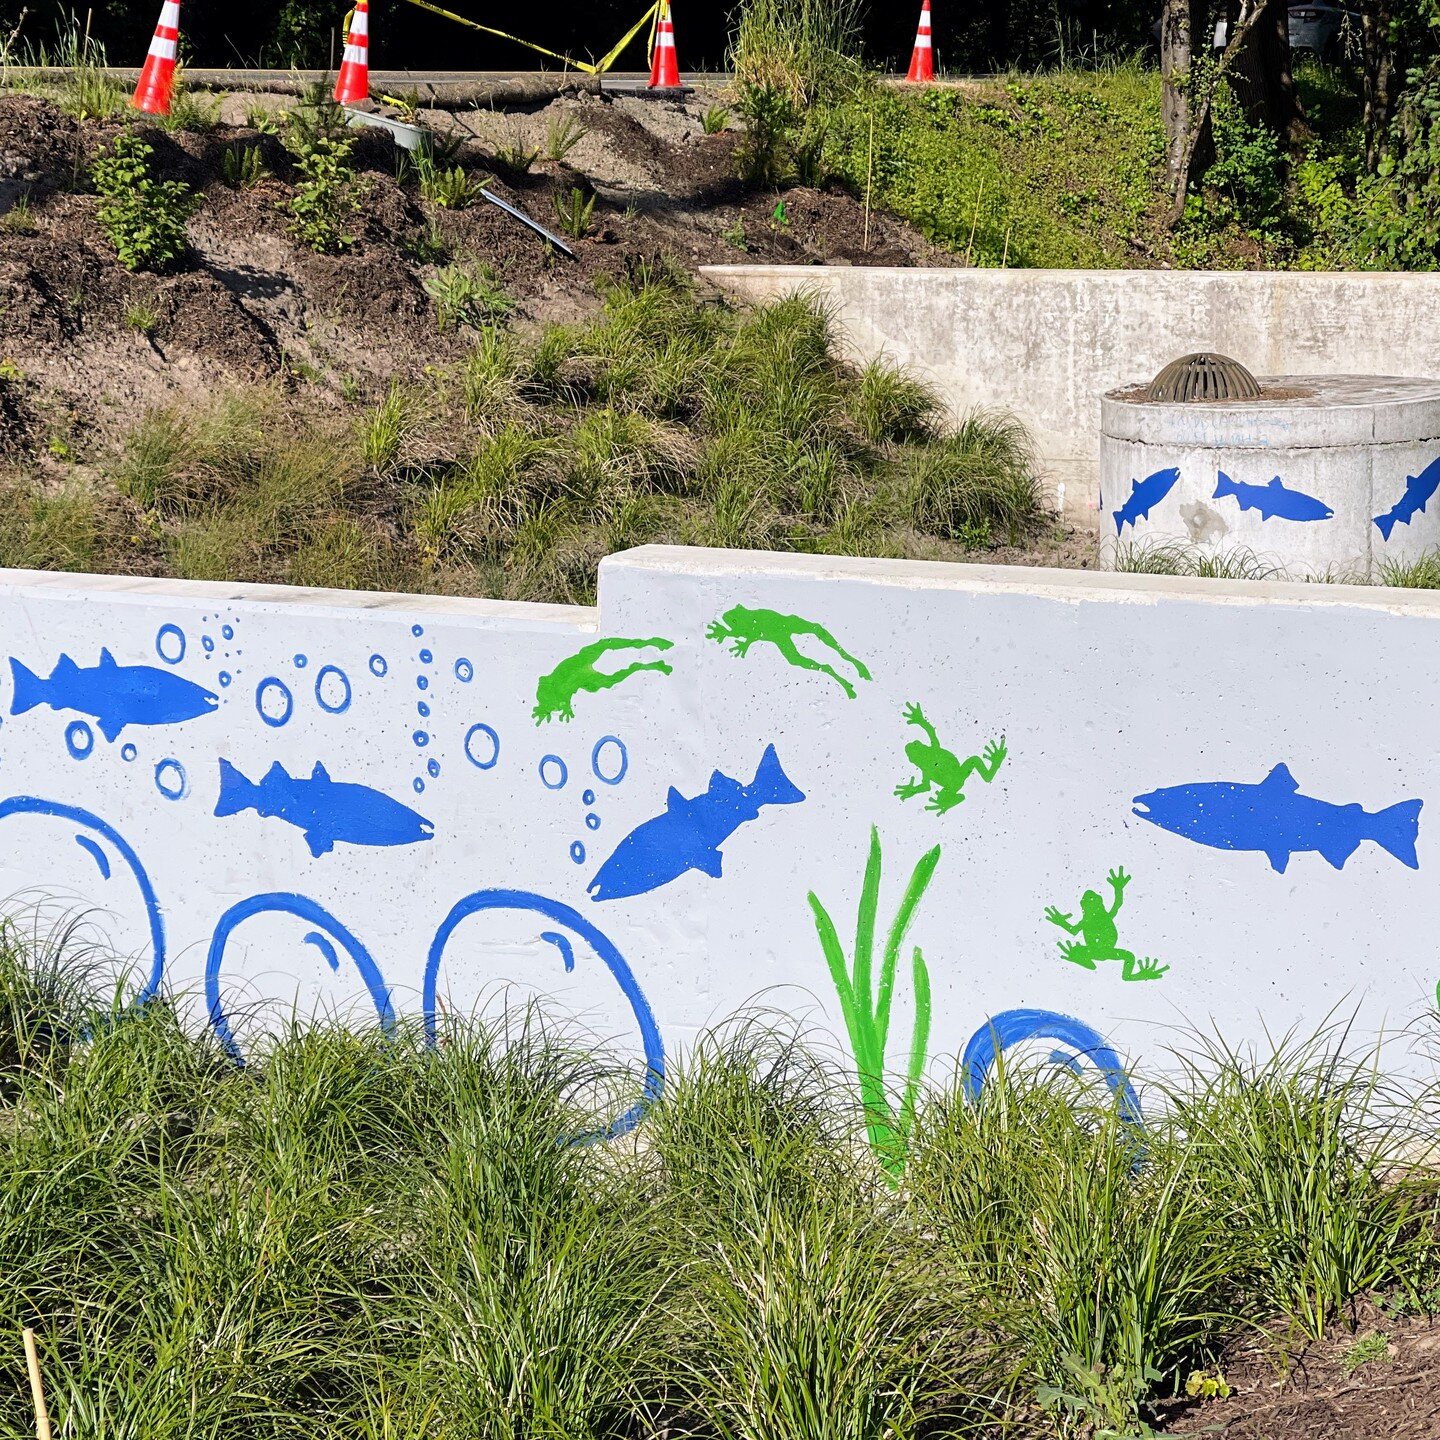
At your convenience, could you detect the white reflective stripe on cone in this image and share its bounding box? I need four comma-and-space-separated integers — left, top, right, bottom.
149, 37, 178, 58
158, 2, 179, 24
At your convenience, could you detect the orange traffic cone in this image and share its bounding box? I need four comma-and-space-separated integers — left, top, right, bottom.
132, 0, 180, 115
905, 0, 934, 82
648, 0, 680, 90
334, 0, 371, 106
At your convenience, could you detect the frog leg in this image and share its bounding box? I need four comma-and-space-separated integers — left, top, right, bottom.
1058, 940, 1097, 970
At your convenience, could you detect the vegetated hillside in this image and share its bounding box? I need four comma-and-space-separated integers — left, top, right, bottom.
4, 934, 1440, 1440
0, 80, 1066, 603
821, 61, 1381, 270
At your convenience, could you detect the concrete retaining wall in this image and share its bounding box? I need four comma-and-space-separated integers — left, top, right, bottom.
701, 265, 1440, 530
1, 549, 1436, 1121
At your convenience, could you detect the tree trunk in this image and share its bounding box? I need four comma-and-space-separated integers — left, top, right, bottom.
1161, 0, 1201, 183
1360, 0, 1401, 169
1226, 0, 1300, 142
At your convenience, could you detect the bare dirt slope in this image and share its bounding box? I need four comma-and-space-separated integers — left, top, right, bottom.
0, 84, 950, 468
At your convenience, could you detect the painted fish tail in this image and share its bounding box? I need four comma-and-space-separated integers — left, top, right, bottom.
1213, 472, 1239, 501
1374, 509, 1399, 542
1369, 797, 1423, 869
7, 657, 46, 715
751, 743, 805, 808
214, 758, 259, 818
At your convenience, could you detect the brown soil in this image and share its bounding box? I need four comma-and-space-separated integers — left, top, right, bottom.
0, 86, 953, 469
1152, 1300, 1440, 1439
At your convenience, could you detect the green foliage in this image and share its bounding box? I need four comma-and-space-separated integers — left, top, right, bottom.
1341, 1330, 1394, 1374
286, 133, 362, 254
424, 262, 515, 332
543, 113, 588, 161
91, 132, 199, 273
730, 0, 864, 109
58, 63, 125, 121
735, 81, 801, 187
1, 196, 35, 234
221, 142, 269, 190
553, 185, 597, 239
124, 300, 160, 334
417, 156, 488, 209
1200, 86, 1290, 242
493, 137, 541, 174
702, 104, 731, 135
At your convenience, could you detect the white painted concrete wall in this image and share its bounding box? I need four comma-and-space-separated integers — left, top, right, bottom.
701, 265, 1440, 529
0, 550, 1435, 1123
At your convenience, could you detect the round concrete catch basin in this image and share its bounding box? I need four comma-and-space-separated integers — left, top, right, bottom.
1099, 375, 1440, 579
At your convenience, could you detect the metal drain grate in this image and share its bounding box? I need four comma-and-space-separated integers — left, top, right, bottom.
1146, 352, 1262, 402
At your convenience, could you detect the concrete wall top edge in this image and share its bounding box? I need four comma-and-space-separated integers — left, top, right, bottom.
701, 263, 1440, 287
602, 544, 1440, 615
0, 566, 598, 632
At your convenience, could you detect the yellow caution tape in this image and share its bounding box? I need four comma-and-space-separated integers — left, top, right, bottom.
396, 0, 658, 75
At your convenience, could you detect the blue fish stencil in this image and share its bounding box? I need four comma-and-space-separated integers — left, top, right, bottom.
1374, 455, 1440, 541
588, 744, 804, 902
1214, 472, 1333, 522
215, 759, 435, 858
10, 650, 218, 741
1133, 763, 1422, 873
1112, 467, 1181, 534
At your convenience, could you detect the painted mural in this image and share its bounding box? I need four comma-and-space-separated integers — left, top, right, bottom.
0, 548, 1434, 1142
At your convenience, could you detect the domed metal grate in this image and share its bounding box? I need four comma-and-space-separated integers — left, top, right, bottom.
1146, 352, 1261, 403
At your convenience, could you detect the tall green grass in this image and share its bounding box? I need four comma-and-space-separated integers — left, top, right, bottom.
4, 931, 1440, 1437
63, 272, 1044, 604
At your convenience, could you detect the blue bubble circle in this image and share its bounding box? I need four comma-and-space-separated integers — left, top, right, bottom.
585, 812, 601, 831
121, 743, 137, 762
417, 701, 431, 719
539, 755, 568, 791
155, 758, 188, 801
464, 723, 500, 770
413, 778, 426, 794
219, 671, 232, 688
411, 624, 424, 638
202, 636, 215, 655
570, 841, 586, 864
417, 676, 429, 692
419, 648, 433, 665
413, 730, 430, 748
293, 653, 308, 669
427, 758, 441, 778
582, 788, 596, 805
454, 658, 474, 683
64, 720, 94, 760
369, 654, 388, 678
222, 624, 235, 641
315, 665, 352, 715
591, 736, 628, 786
155, 624, 186, 665
256, 677, 293, 728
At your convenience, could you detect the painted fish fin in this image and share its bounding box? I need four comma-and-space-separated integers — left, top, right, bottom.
304, 829, 335, 858
1318, 830, 1363, 871
1268, 477, 1285, 488
1261, 763, 1299, 793
214, 758, 257, 817
7, 657, 44, 715
311, 761, 330, 782
96, 715, 127, 743
1369, 797, 1423, 870
52, 653, 78, 678
1264, 848, 1291, 874
264, 761, 288, 782
1213, 472, 1238, 500
98, 647, 117, 667
750, 743, 805, 807
1374, 510, 1399, 542
666, 786, 686, 811
695, 847, 724, 878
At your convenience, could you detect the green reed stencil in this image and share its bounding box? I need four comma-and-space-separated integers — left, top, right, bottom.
1044, 866, 1168, 982
808, 827, 940, 1173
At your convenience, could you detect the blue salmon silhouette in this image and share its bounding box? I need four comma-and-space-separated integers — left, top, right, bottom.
1133, 763, 1421, 873
215, 759, 435, 858
588, 744, 805, 902
1213, 472, 1333, 523
1112, 468, 1181, 535
10, 649, 218, 741
1374, 455, 1440, 541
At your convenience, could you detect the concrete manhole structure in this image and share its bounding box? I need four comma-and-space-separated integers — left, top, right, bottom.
1099, 362, 1440, 578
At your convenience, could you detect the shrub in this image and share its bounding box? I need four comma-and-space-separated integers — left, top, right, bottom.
544, 114, 588, 161
553, 186, 597, 239
91, 132, 199, 272
222, 143, 269, 190
287, 133, 362, 254
424, 262, 515, 332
